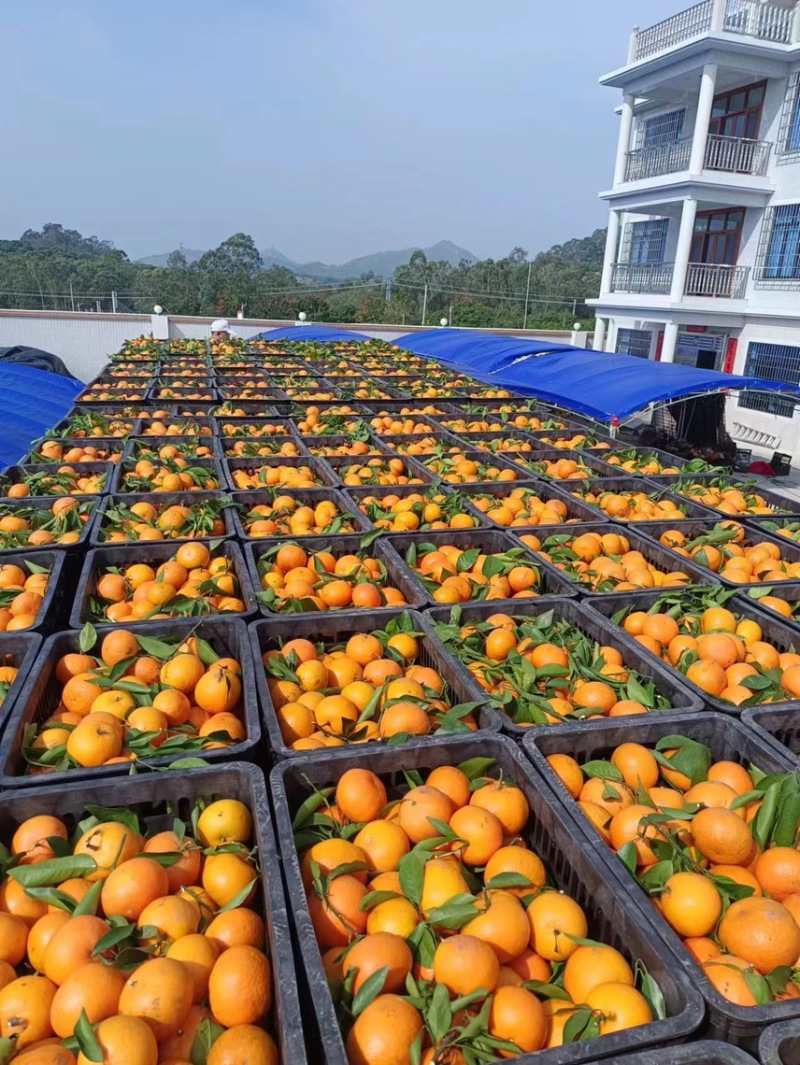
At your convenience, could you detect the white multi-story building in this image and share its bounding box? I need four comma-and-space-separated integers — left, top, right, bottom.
590, 0, 800, 452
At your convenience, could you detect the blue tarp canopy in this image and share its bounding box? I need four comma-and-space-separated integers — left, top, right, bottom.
396, 328, 800, 422
392, 329, 577, 373
0, 365, 83, 468
248, 325, 372, 343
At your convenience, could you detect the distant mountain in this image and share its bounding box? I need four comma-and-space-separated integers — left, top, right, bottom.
138, 248, 205, 267
137, 240, 477, 279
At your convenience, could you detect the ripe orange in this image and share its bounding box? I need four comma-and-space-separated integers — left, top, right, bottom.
660, 871, 722, 937
433, 934, 500, 996
342, 932, 413, 993
208, 944, 273, 1027
488, 985, 547, 1055
118, 956, 193, 1039
718, 897, 800, 973
0, 975, 58, 1049
345, 995, 423, 1065
335, 769, 387, 823
50, 963, 126, 1038
207, 1024, 279, 1065
76, 1014, 157, 1065
100, 857, 170, 920
527, 892, 587, 961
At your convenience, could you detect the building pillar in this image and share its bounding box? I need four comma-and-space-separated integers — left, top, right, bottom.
593, 317, 608, 351
607, 320, 619, 353
689, 64, 718, 174
711, 0, 726, 32
614, 95, 636, 186
661, 321, 679, 363
600, 210, 622, 294
670, 198, 698, 301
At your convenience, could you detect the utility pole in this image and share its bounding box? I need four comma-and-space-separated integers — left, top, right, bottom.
522, 260, 533, 330
69, 282, 75, 312
112, 290, 118, 314
421, 283, 428, 326
449, 302, 453, 327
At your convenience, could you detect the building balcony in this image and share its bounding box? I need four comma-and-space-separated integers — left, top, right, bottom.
624, 134, 772, 183
632, 0, 796, 62
611, 261, 750, 297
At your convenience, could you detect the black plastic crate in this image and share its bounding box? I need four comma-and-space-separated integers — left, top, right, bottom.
247, 533, 426, 617
303, 434, 389, 458
0, 548, 67, 636
70, 539, 256, 629
584, 589, 800, 715
510, 447, 616, 481
461, 481, 603, 526
0, 632, 42, 732
571, 475, 723, 522
413, 448, 537, 486
224, 454, 339, 491
122, 433, 222, 461
230, 487, 370, 542
0, 618, 260, 788
526, 428, 618, 451
271, 733, 704, 1065
24, 437, 126, 467
0, 761, 305, 1063
0, 462, 111, 498
0, 496, 98, 554
375, 429, 470, 455
134, 413, 217, 434
635, 518, 800, 588
601, 1041, 757, 1064
645, 475, 800, 521
110, 455, 225, 495
387, 526, 578, 607
516, 521, 722, 598
46, 412, 137, 438
320, 452, 433, 487
524, 712, 800, 1046
211, 400, 281, 418
760, 1018, 800, 1064
342, 482, 491, 531
214, 415, 299, 438
738, 583, 800, 631
741, 705, 800, 767
221, 435, 311, 459
251, 608, 500, 758
91, 491, 236, 547
594, 446, 703, 476
423, 598, 702, 737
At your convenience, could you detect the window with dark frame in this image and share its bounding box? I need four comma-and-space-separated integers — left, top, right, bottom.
616, 329, 652, 359
710, 81, 766, 141
778, 72, 800, 155
755, 205, 800, 284
739, 342, 800, 417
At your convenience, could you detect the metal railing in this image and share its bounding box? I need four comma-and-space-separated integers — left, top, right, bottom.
724, 0, 794, 42
633, 1, 713, 59
632, 0, 795, 60
685, 262, 750, 297
611, 263, 675, 294
625, 139, 692, 181
704, 133, 772, 174
624, 133, 772, 182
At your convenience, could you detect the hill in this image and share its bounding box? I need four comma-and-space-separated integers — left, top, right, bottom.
138, 240, 477, 278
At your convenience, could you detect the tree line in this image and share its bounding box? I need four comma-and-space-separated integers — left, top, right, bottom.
0, 224, 604, 329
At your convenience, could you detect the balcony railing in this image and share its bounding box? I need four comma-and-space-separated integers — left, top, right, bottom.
632, 0, 795, 60
685, 262, 750, 297
704, 133, 772, 174
611, 261, 750, 298
724, 0, 794, 42
611, 263, 675, 294
633, 1, 713, 59
624, 134, 772, 181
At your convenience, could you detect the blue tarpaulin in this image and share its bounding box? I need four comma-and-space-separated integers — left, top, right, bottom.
395, 328, 800, 422
248, 325, 372, 343
0, 365, 83, 468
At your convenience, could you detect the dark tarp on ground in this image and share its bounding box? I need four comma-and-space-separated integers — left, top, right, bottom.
0, 365, 83, 469
0, 346, 78, 379
248, 325, 372, 343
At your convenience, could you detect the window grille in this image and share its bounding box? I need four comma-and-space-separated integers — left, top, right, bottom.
755, 205, 800, 285
739, 341, 800, 416
616, 329, 653, 359
638, 109, 686, 148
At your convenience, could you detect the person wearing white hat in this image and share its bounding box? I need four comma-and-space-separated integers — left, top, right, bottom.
210, 319, 233, 341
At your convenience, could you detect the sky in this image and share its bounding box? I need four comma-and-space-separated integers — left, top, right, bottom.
2, 0, 681, 264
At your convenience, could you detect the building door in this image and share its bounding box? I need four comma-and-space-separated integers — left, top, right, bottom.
691, 209, 745, 265
696, 349, 717, 370
675, 330, 727, 369
710, 82, 766, 140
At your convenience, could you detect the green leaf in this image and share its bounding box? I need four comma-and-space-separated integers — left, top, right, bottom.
9, 854, 97, 887
79, 622, 98, 654
135, 634, 178, 660
582, 760, 623, 782
352, 966, 389, 1016
23, 886, 78, 913
74, 1009, 103, 1062
743, 968, 773, 1005
617, 841, 638, 875
398, 848, 427, 907
457, 757, 495, 780
73, 879, 103, 917
91, 922, 137, 956
190, 1015, 226, 1065
427, 981, 453, 1044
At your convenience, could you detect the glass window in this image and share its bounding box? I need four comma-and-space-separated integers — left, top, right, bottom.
762, 205, 800, 279
739, 342, 800, 417
616, 329, 652, 359
640, 109, 685, 148
628, 220, 669, 265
